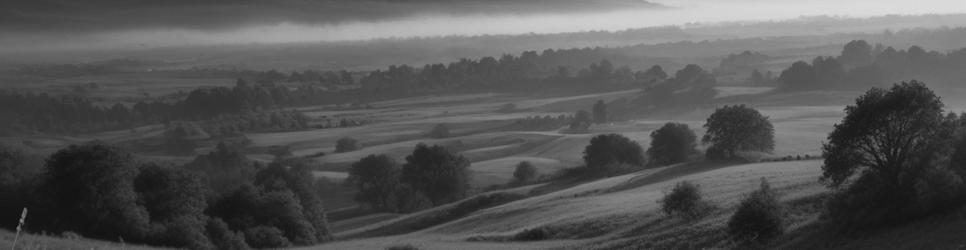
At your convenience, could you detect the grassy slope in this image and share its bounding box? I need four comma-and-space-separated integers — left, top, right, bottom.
0, 229, 162, 250
305, 160, 826, 250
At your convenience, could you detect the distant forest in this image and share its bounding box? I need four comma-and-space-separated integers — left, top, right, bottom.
4, 38, 966, 136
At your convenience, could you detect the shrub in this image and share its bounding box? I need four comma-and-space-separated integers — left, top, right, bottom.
568, 110, 592, 132
592, 100, 607, 124
497, 103, 517, 113
335, 137, 360, 153
206, 218, 250, 250
513, 227, 549, 241
727, 178, 783, 244
428, 123, 451, 138
267, 145, 293, 159
386, 244, 420, 250
659, 181, 706, 218
583, 134, 645, 168
511, 161, 538, 185
648, 123, 697, 166
384, 184, 433, 213
244, 226, 291, 248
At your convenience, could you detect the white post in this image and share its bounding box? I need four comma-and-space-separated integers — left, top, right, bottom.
11, 207, 27, 250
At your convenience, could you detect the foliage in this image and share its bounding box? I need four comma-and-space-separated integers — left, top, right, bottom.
428, 123, 451, 139
718, 51, 769, 75
206, 218, 250, 250
514, 227, 550, 241
822, 81, 966, 228
635, 64, 717, 111
348, 154, 402, 211
702, 105, 774, 160
497, 103, 517, 113
31, 141, 151, 240
568, 110, 592, 132
592, 100, 608, 124
185, 142, 257, 194
778, 57, 845, 90
511, 161, 539, 185
775, 41, 966, 91
511, 115, 573, 131
727, 178, 783, 244
0, 144, 26, 190
647, 122, 697, 166
401, 144, 471, 206
386, 244, 420, 250
583, 134, 646, 168
335, 137, 360, 153
243, 226, 291, 248
384, 183, 434, 213
135, 164, 212, 249
254, 159, 334, 244
659, 181, 707, 219
839, 40, 874, 68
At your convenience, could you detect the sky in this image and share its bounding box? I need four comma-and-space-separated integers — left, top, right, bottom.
1, 0, 965, 51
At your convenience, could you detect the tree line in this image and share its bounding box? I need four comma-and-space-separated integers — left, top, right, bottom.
778, 40, 966, 91
0, 141, 337, 249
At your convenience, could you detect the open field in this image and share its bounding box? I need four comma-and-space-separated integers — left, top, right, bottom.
305, 160, 827, 250
12, 82, 966, 249
0, 229, 162, 250
239, 87, 852, 249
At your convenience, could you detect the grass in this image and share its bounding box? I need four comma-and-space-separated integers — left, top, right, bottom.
0, 229, 162, 250
772, 204, 966, 250
340, 191, 529, 239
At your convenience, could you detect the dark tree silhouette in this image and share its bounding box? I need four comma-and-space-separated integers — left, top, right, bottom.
583, 134, 646, 168
253, 159, 334, 244
0, 144, 29, 230
570, 110, 592, 131
335, 137, 360, 153
638, 65, 668, 86
592, 100, 608, 124
812, 56, 846, 88
822, 81, 947, 187
429, 123, 451, 139
727, 178, 783, 244
348, 154, 401, 211
0, 144, 25, 190
702, 105, 774, 159
821, 81, 962, 227
648, 123, 697, 166
135, 163, 213, 249
778, 61, 816, 91
185, 142, 257, 194
401, 144, 471, 206
839, 40, 874, 68
511, 161, 538, 185
659, 181, 706, 219
33, 141, 150, 241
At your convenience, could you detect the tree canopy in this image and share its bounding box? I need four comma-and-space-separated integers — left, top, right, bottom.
583, 133, 646, 168
648, 123, 697, 166
401, 144, 471, 206
822, 81, 966, 228
702, 105, 774, 159
348, 154, 401, 211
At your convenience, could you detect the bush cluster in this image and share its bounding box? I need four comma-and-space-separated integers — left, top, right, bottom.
348, 143, 470, 213
2, 141, 334, 249
727, 178, 784, 244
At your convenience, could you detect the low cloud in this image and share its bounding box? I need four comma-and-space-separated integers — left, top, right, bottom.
0, 0, 662, 33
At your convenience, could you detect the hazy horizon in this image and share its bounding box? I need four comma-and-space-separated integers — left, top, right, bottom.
2, 0, 965, 52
